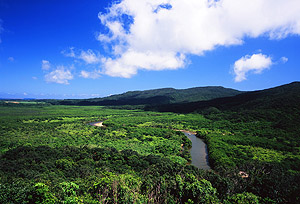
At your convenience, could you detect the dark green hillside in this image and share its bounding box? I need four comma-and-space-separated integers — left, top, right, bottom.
58, 86, 242, 106
148, 81, 300, 114
144, 82, 300, 204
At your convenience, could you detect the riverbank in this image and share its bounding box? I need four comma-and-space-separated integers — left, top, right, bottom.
176, 129, 197, 135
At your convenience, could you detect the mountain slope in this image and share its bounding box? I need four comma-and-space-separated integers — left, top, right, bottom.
147, 82, 300, 113
59, 86, 243, 106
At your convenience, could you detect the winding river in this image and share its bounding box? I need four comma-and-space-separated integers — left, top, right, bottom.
183, 132, 211, 170
89, 121, 210, 170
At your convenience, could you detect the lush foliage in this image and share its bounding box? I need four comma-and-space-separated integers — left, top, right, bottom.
0, 104, 299, 203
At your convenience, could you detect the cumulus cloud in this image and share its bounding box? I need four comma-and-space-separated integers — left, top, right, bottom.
103, 51, 185, 78
80, 70, 101, 79
79, 50, 101, 64
63, 48, 101, 64
233, 53, 273, 82
98, 0, 300, 78
44, 66, 74, 85
42, 60, 51, 70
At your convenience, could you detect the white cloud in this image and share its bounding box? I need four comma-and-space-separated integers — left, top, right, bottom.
280, 56, 288, 63
63, 48, 101, 64
103, 51, 185, 78
44, 66, 74, 85
80, 70, 101, 79
8, 57, 14, 62
98, 0, 300, 78
233, 53, 273, 82
32, 76, 38, 80
62, 47, 76, 57
79, 50, 101, 64
42, 60, 51, 70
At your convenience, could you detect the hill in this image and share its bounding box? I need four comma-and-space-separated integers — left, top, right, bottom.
147, 82, 300, 113
57, 86, 242, 106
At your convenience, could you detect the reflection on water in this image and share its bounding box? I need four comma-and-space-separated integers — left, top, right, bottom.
183, 132, 210, 170
89, 121, 103, 127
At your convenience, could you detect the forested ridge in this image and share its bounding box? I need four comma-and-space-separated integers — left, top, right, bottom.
45, 86, 242, 106
0, 82, 299, 203
146, 81, 300, 113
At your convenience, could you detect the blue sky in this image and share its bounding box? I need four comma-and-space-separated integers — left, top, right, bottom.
0, 0, 300, 99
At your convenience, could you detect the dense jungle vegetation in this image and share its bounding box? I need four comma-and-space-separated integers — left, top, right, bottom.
0, 82, 299, 203
0, 102, 299, 203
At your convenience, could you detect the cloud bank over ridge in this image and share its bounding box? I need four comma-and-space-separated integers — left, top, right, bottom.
98, 0, 300, 78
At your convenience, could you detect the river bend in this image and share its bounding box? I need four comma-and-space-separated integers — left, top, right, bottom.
183, 132, 210, 170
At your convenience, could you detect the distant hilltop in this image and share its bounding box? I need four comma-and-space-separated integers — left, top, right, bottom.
55, 86, 243, 106
10, 82, 300, 113
146, 81, 300, 113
